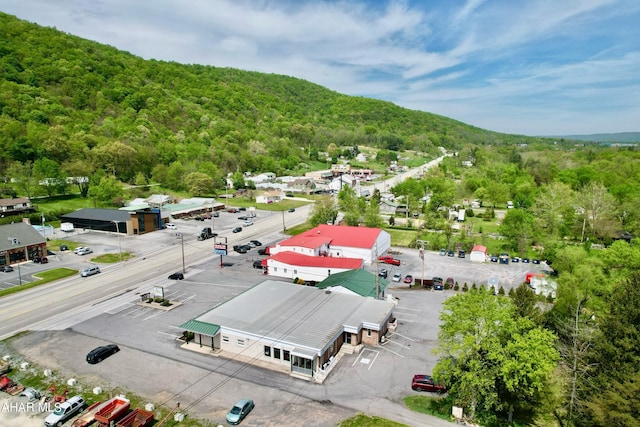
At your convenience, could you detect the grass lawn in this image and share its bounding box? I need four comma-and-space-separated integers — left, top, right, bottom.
0, 268, 78, 298
403, 395, 453, 422
339, 414, 411, 427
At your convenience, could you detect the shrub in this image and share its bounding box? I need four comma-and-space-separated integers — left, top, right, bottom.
462, 283, 469, 292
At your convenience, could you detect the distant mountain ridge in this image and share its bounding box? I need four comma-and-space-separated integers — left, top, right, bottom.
550, 132, 640, 143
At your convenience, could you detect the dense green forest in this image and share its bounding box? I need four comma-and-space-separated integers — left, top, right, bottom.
0, 11, 553, 196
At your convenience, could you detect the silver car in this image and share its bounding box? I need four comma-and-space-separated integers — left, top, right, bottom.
80, 266, 100, 277
76, 247, 93, 256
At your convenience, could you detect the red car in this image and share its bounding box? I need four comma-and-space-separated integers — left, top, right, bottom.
378, 255, 401, 266
411, 374, 446, 393
403, 275, 413, 284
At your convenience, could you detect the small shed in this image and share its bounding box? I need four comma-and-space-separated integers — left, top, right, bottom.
470, 245, 488, 262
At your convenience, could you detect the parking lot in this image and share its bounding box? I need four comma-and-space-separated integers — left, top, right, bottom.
1, 215, 549, 426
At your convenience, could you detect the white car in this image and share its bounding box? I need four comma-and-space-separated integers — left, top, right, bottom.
80, 266, 100, 277
76, 247, 93, 256
243, 220, 254, 227
165, 223, 177, 230
392, 273, 402, 282
44, 395, 85, 427
73, 247, 86, 254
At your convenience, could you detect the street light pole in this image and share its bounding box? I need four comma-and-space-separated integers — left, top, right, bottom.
180, 233, 186, 274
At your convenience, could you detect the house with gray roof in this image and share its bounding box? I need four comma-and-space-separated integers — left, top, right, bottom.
0, 222, 47, 267
179, 280, 395, 383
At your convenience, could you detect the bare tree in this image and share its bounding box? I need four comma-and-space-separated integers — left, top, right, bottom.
534, 182, 574, 236
576, 182, 616, 241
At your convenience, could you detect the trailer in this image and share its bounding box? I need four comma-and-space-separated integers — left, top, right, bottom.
95, 396, 130, 427
71, 400, 106, 427
0, 375, 24, 395
116, 408, 154, 427
61, 222, 75, 232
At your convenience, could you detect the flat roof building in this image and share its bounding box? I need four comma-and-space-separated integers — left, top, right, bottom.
179, 280, 396, 383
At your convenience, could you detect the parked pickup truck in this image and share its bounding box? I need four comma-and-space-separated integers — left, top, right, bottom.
378, 255, 401, 266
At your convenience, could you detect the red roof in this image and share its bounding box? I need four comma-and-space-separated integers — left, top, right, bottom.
278, 224, 381, 250
269, 251, 363, 269
472, 245, 487, 253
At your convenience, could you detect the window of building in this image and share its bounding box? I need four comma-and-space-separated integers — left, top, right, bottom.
274, 348, 281, 359
284, 268, 287, 273
367, 329, 372, 337
283, 350, 290, 361
264, 345, 271, 357
222, 336, 229, 343
237, 339, 245, 347
293, 269, 297, 275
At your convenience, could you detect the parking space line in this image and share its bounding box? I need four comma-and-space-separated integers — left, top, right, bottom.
378, 345, 405, 358
105, 303, 132, 315
181, 294, 196, 304
395, 307, 421, 312
143, 310, 164, 321
395, 318, 416, 323
387, 331, 416, 342
157, 331, 180, 339
352, 349, 380, 370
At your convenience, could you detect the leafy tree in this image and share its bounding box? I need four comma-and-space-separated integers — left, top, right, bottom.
309, 196, 338, 226
510, 283, 542, 324
33, 158, 67, 197
88, 175, 123, 205
185, 172, 214, 195
498, 209, 535, 255
7, 161, 36, 199
92, 141, 137, 179
434, 289, 559, 423
363, 199, 384, 228
64, 159, 94, 197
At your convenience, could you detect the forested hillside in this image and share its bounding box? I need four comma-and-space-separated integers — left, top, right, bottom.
0, 12, 550, 191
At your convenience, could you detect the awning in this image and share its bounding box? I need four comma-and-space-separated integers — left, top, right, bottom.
290, 347, 317, 359
179, 319, 220, 337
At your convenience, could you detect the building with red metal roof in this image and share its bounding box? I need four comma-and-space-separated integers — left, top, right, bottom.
270, 224, 391, 265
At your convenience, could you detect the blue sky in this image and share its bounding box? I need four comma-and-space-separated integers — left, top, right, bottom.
3, 0, 639, 136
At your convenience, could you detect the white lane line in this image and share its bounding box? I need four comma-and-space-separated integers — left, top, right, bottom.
378, 345, 405, 358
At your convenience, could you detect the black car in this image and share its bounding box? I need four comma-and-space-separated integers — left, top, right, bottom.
32, 256, 48, 264
447, 250, 455, 257
1, 265, 14, 273
232, 227, 242, 233
60, 244, 69, 251
378, 268, 388, 279
233, 245, 249, 254
522, 257, 531, 263
253, 260, 264, 269
86, 344, 120, 364
249, 240, 262, 247
238, 216, 248, 221
490, 255, 499, 262
533, 259, 541, 264
168, 272, 184, 280
288, 208, 296, 212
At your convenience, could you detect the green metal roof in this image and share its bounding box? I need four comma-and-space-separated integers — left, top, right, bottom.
316, 269, 388, 298
179, 319, 220, 336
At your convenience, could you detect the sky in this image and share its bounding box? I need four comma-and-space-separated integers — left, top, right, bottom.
2, 0, 639, 136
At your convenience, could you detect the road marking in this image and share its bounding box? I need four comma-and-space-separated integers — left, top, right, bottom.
387, 331, 416, 342
157, 331, 180, 339
181, 294, 196, 304
378, 345, 405, 358
104, 303, 131, 315
144, 310, 164, 321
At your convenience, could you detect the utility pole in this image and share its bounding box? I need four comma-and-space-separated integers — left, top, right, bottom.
417, 239, 428, 288
375, 243, 379, 299
180, 233, 186, 274
282, 210, 286, 233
